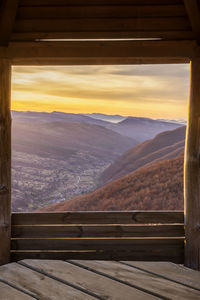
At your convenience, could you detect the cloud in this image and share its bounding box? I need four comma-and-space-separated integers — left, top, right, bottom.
11, 64, 190, 119
109, 64, 190, 78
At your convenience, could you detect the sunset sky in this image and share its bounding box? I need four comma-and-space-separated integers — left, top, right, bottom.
11, 64, 190, 120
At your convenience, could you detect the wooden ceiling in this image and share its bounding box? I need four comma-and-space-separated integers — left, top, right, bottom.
11, 0, 197, 41
0, 0, 200, 64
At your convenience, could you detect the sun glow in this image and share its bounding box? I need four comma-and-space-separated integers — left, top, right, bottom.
11, 64, 190, 120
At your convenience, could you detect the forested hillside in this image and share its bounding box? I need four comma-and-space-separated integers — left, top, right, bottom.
12, 117, 135, 211
40, 155, 184, 212
99, 126, 185, 186
12, 111, 183, 212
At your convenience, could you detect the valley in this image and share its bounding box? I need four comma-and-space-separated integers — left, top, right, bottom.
11, 111, 184, 212
12, 150, 108, 211
41, 155, 184, 212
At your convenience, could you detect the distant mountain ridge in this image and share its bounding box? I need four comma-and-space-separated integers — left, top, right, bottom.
12, 116, 136, 211
13, 120, 136, 160
108, 116, 183, 142
12, 110, 110, 127
12, 110, 183, 143
99, 126, 185, 186
12, 110, 185, 212
84, 113, 126, 123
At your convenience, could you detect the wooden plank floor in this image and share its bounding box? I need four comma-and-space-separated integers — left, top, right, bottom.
0, 260, 199, 300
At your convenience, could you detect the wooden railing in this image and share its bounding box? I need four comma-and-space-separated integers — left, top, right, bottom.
11, 211, 184, 263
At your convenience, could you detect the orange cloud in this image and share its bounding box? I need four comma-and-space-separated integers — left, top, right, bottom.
11, 65, 190, 120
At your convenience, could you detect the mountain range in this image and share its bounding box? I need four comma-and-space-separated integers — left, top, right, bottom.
12, 116, 135, 211
39, 125, 185, 212
13, 119, 135, 161
99, 126, 185, 186
11, 111, 184, 211
106, 117, 183, 142
12, 111, 182, 143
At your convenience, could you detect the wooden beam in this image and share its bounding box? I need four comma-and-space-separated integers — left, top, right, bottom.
184, 0, 200, 44
17, 5, 186, 19
12, 211, 184, 225
0, 40, 195, 65
184, 57, 200, 271
11, 237, 184, 251
14, 17, 191, 33
0, 59, 11, 266
11, 30, 196, 42
10, 58, 191, 65
10, 238, 184, 263
11, 224, 184, 238
10, 249, 184, 263
0, 0, 19, 46
19, 0, 183, 5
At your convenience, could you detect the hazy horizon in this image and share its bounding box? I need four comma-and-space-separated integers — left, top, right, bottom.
11, 109, 187, 123
11, 64, 190, 120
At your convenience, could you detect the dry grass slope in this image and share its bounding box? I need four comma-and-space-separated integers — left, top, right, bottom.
41, 155, 184, 212
99, 126, 185, 185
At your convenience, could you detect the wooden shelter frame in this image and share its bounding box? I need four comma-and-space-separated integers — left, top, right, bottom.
0, 0, 200, 270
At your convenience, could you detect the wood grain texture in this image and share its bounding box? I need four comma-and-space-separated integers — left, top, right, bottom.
1, 260, 200, 299
0, 59, 11, 266
0, 40, 193, 65
14, 17, 191, 33
11, 238, 184, 251
11, 224, 185, 238
0, 262, 95, 299
11, 248, 184, 263
21, 259, 158, 300
123, 261, 200, 291
10, 238, 184, 263
11, 211, 184, 225
184, 57, 200, 270
184, 0, 200, 44
0, 282, 34, 300
1, 40, 195, 65
17, 5, 186, 19
0, 0, 19, 45
69, 260, 200, 300
10, 211, 184, 263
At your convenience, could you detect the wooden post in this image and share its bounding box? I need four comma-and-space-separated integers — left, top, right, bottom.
184, 57, 200, 270
0, 59, 11, 265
